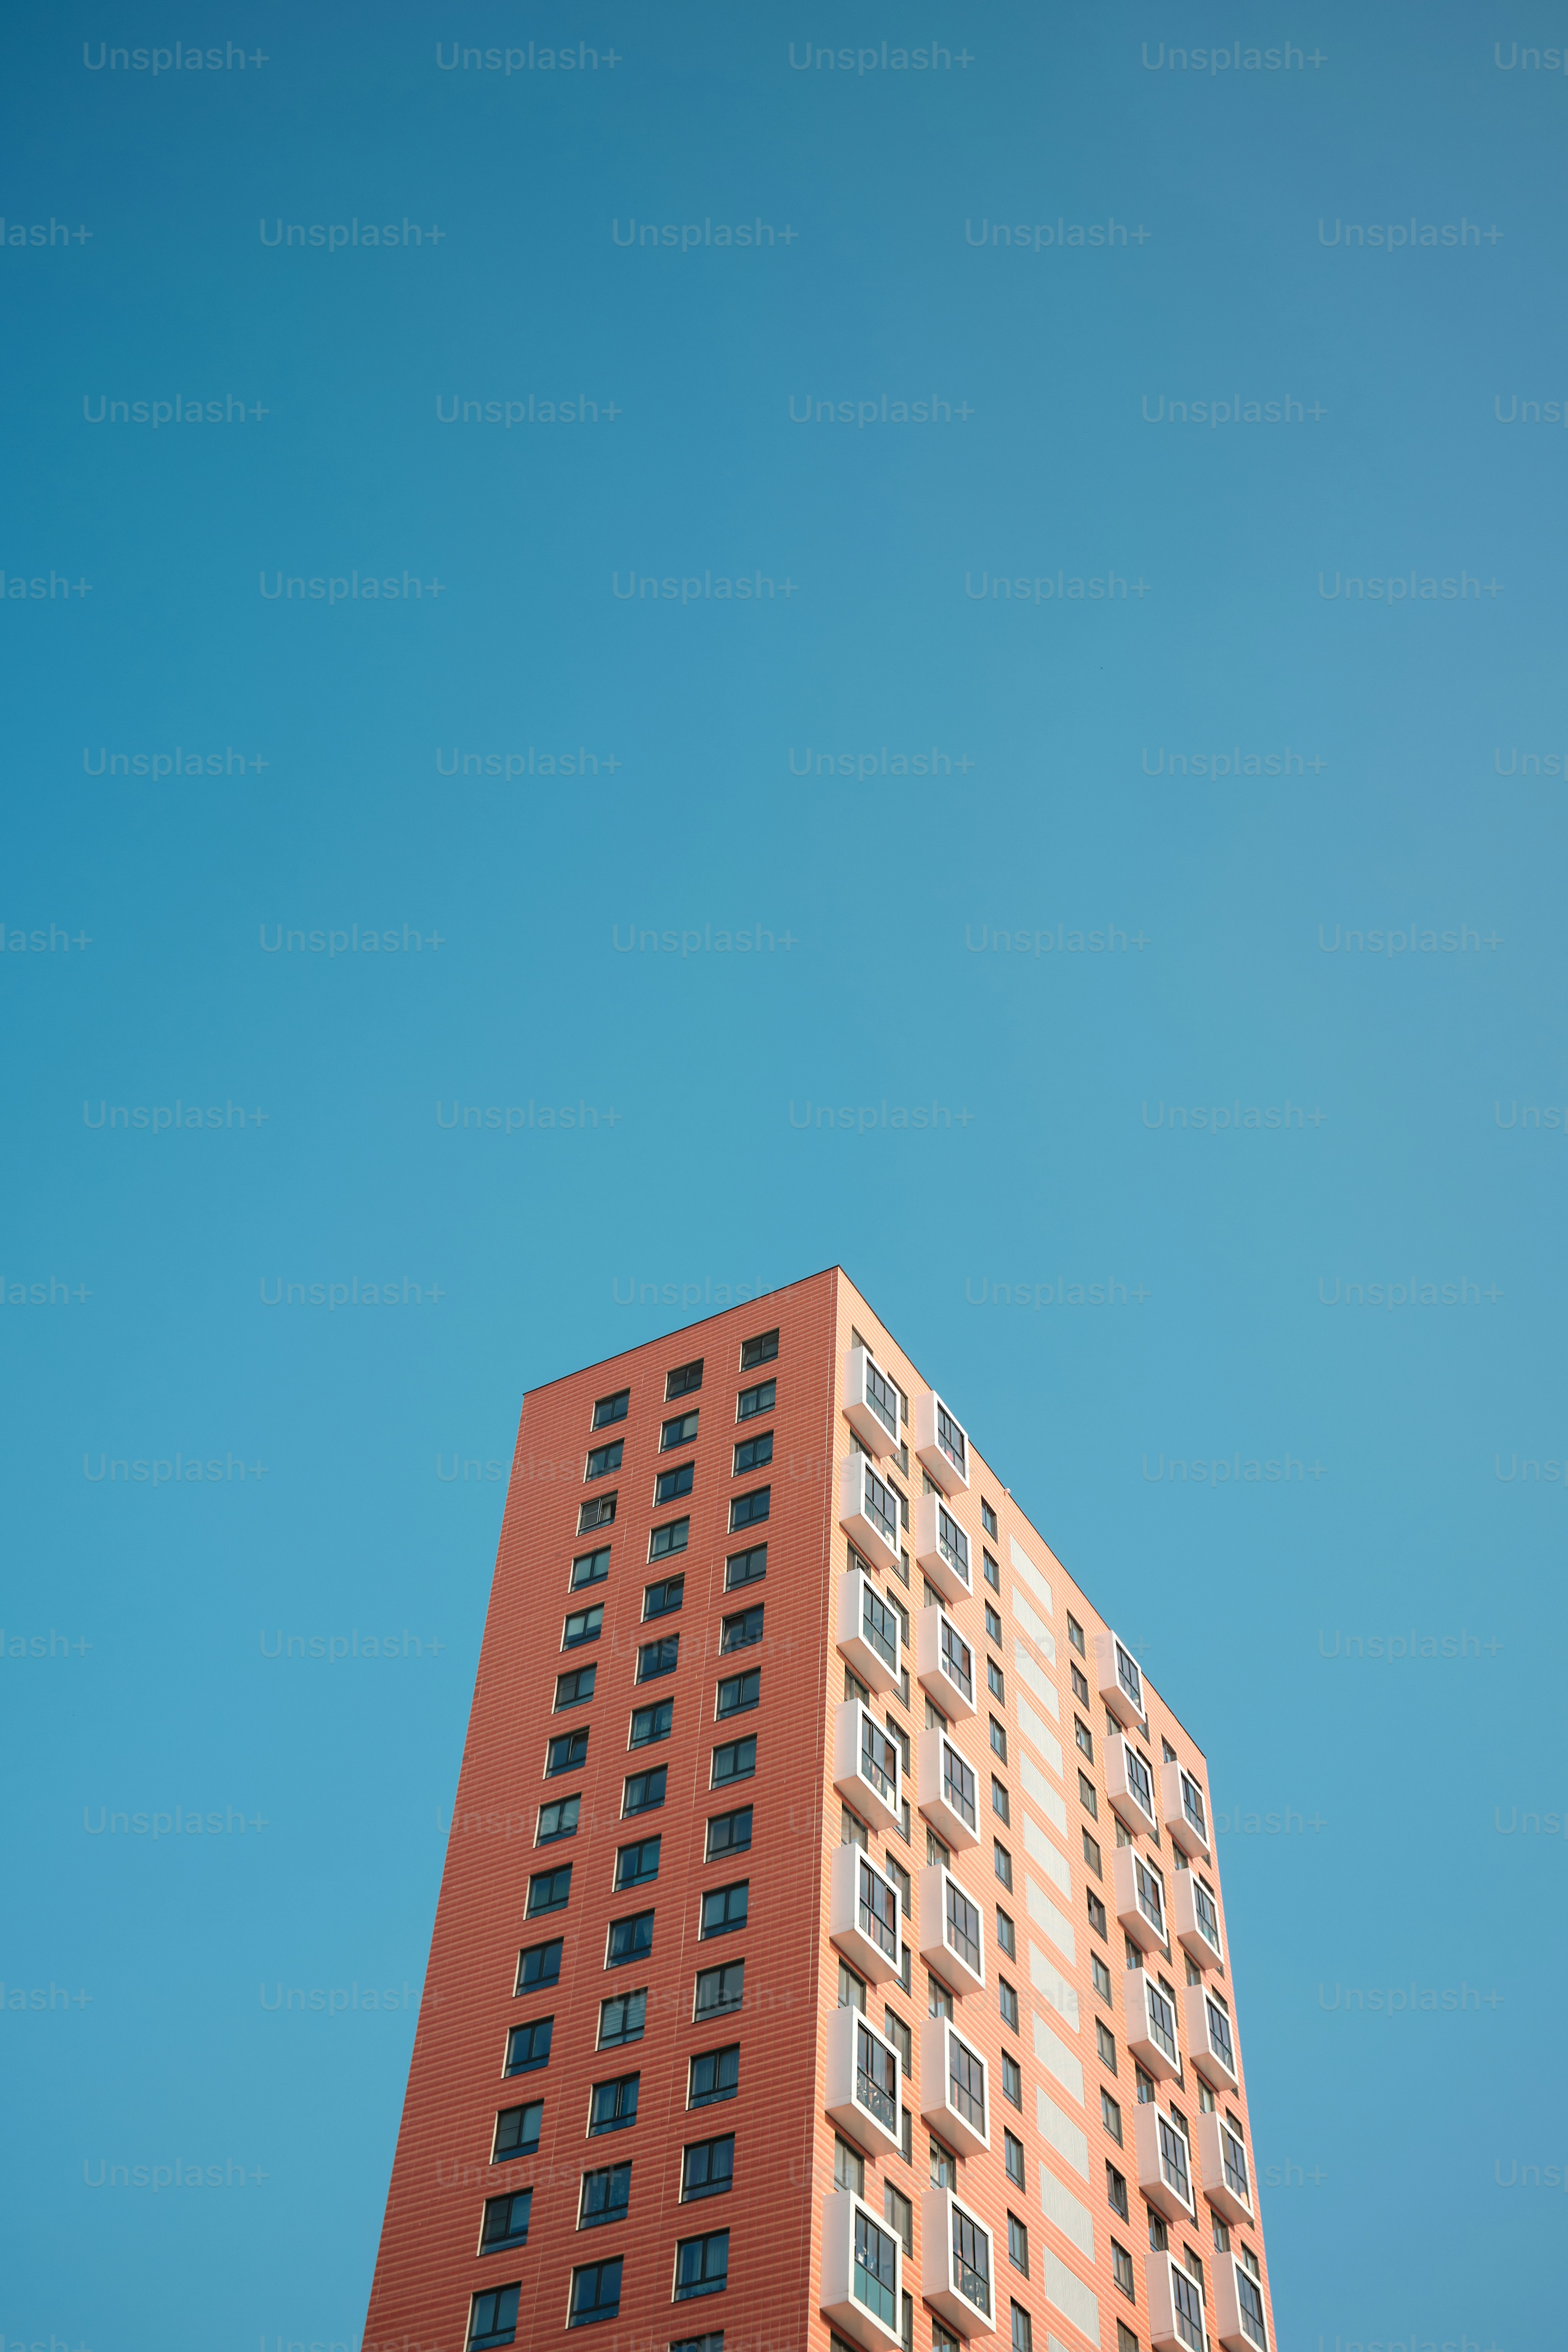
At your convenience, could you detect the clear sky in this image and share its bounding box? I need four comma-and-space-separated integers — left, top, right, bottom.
3, 3, 1560, 2347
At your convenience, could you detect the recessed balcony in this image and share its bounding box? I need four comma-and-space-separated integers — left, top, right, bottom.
917, 1729, 981, 1851
1112, 1842, 1168, 1951
1124, 1969, 1181, 2082
844, 1346, 902, 1458
1212, 2255, 1270, 2352
1196, 2110, 1254, 2226
834, 1699, 904, 1839
919, 1863, 986, 1999
915, 1494, 973, 1605
821, 2190, 904, 2352
1185, 1983, 1240, 2093
921, 2014, 989, 2157
1160, 1761, 1211, 1862
829, 1843, 904, 1985
826, 2004, 904, 2160
1134, 2101, 1198, 2223
841, 1455, 903, 1578
920, 2187, 996, 2338
1147, 2251, 1208, 2352
1094, 1629, 1145, 1727
1172, 1869, 1223, 1970
917, 1604, 977, 1722
838, 1568, 903, 1697
913, 1392, 970, 1496
1107, 1735, 1160, 1836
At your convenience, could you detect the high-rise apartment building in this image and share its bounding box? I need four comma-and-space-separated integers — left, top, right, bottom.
364, 1269, 1275, 2352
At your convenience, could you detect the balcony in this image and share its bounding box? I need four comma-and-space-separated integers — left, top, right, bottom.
917, 1605, 977, 1722
1147, 2251, 1208, 2352
841, 1456, 903, 1579
1212, 2255, 1270, 2352
919, 1863, 986, 1999
829, 1843, 904, 1985
1196, 2110, 1253, 2226
1124, 1969, 1181, 2082
916, 1729, 981, 1851
1172, 1869, 1223, 1971
921, 2014, 989, 2156
1134, 2102, 1197, 2223
834, 1700, 904, 1840
1112, 1842, 1168, 1951
1185, 1984, 1240, 2094
1107, 1736, 1160, 1836
913, 1392, 970, 1497
826, 2004, 904, 2160
1094, 1630, 1145, 1727
838, 1568, 903, 1697
915, 1494, 973, 1605
1160, 1761, 1211, 1863
920, 2187, 996, 2338
821, 2190, 904, 2352
844, 1347, 902, 1459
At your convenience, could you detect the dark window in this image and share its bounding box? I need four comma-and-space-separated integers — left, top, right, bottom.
736, 1378, 776, 1421
571, 1547, 612, 1590
555, 1666, 596, 1710
729, 1486, 770, 1531
623, 1767, 667, 1815
469, 2285, 521, 2349
711, 1737, 756, 1785
985, 1603, 1004, 1645
588, 2074, 640, 2135
989, 1716, 1008, 1762
1067, 1614, 1085, 1658
644, 1575, 684, 1619
548, 1729, 590, 1775
884, 2009, 913, 2075
1001, 2051, 1022, 2109
1106, 2162, 1129, 2219
579, 2161, 632, 2227
733, 1431, 773, 1475
1011, 2304, 1033, 2352
1097, 2022, 1118, 2071
694, 1961, 745, 2018
740, 1329, 779, 1368
657, 1462, 696, 1505
492, 2101, 542, 2160
1007, 2214, 1029, 2277
998, 1978, 1019, 2031
599, 1989, 646, 2048
983, 1550, 1000, 1591
689, 2042, 740, 2105
724, 1544, 767, 1590
1083, 1830, 1103, 1877
993, 1842, 1013, 1890
537, 1796, 579, 1843
682, 2134, 735, 2200
1078, 1771, 1098, 1818
586, 1442, 623, 1481
721, 1605, 764, 1652
593, 1390, 630, 1430
615, 1837, 662, 1889
1101, 2091, 1123, 2144
637, 1636, 680, 1681
1092, 1955, 1113, 2004
666, 1359, 704, 1399
569, 2259, 623, 2327
700, 1882, 749, 1938
674, 2231, 730, 2301
505, 2017, 553, 2074
1004, 2129, 1025, 2187
607, 1911, 655, 1967
1087, 1891, 1108, 1939
579, 1494, 616, 1533
527, 1867, 572, 1917
516, 1939, 563, 1994
671, 2337, 725, 2352
706, 1807, 753, 1861
563, 1606, 604, 1649
986, 1659, 1005, 1701
716, 1669, 760, 1717
481, 2189, 532, 2251
661, 1410, 700, 1452
650, 1517, 690, 1559
1111, 2242, 1134, 2299
992, 1777, 1011, 1825
1071, 1664, 1090, 1704
630, 1700, 673, 1747
980, 1499, 998, 1535
995, 1907, 1016, 1958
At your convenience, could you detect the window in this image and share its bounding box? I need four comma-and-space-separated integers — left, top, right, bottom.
1148, 2211, 1167, 2251
989, 1717, 1008, 1763
733, 1431, 773, 1474
623, 1767, 667, 1815
939, 1740, 975, 1831
469, 2285, 521, 2349
929, 1976, 953, 2020
885, 2181, 914, 2254
835, 2137, 865, 2196
741, 1328, 779, 1368
853, 2210, 899, 2326
724, 1543, 767, 1592
1087, 1891, 1108, 1938
884, 2007, 912, 2075
555, 1665, 596, 1710
630, 1700, 674, 1746
995, 1907, 1015, 1958
606, 1912, 655, 1967
993, 1841, 1013, 1889
673, 2337, 725, 2352
564, 1606, 604, 1649
599, 1989, 646, 2048
1102, 2089, 1123, 2143
637, 1635, 680, 1682
843, 1807, 867, 1852
927, 1826, 951, 1871
701, 1881, 749, 1938
717, 1670, 760, 1718
1070, 1663, 1089, 1704
986, 1659, 1005, 1701
593, 1389, 630, 1430
695, 1961, 745, 2018
1066, 1613, 1085, 1657
657, 1463, 696, 1505
579, 2161, 632, 2227
1000, 2051, 1022, 2109
1074, 1717, 1094, 1761
938, 1617, 974, 1704
981, 1500, 998, 1536
952, 2203, 991, 2316
991, 1777, 1011, 1825
674, 2231, 730, 2301
730, 1486, 770, 1530
1117, 2330, 1141, 2352
661, 1410, 700, 1451
690, 2042, 740, 2105
492, 2101, 543, 2160
711, 1736, 756, 1786
1106, 2161, 1129, 2218
930, 2138, 956, 2189
1096, 2022, 1118, 2071
1011, 2305, 1033, 2352
586, 1442, 622, 1481
572, 1546, 612, 1590
1078, 1771, 1098, 1818
983, 1550, 1000, 1592
644, 1576, 684, 1619
548, 1729, 590, 1775
569, 2259, 623, 2327
667, 1359, 704, 1399
706, 1807, 753, 1860
736, 1377, 776, 1421
946, 1879, 982, 1975
615, 1837, 662, 1889
1083, 1830, 1103, 1877
579, 1495, 616, 1533
1136, 2064, 1156, 2105
588, 2074, 640, 2134
683, 2134, 735, 2201
650, 1517, 690, 1560
1111, 2241, 1134, 2299
505, 2017, 553, 2074
1007, 2214, 1029, 2278
1092, 1955, 1113, 2004
998, 1978, 1019, 2031
1004, 2128, 1025, 2188
885, 1853, 912, 1916
985, 1602, 1003, 1645
516, 1940, 563, 1994
1240, 2244, 1261, 2281
538, 1796, 580, 1843
528, 1866, 572, 1917
721, 1605, 764, 1652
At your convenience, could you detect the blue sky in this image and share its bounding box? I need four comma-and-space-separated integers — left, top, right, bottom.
4, 3, 1561, 2346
